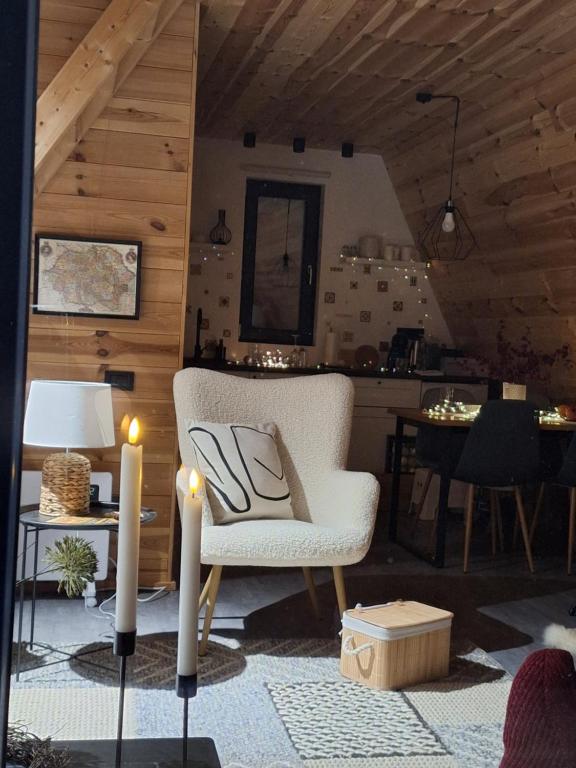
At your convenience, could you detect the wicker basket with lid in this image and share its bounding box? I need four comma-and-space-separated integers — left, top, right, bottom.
340, 600, 453, 690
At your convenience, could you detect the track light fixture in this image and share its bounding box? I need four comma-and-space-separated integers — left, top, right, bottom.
292, 137, 305, 153
341, 142, 354, 158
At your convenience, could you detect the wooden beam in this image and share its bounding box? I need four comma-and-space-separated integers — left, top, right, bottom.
34, 0, 187, 196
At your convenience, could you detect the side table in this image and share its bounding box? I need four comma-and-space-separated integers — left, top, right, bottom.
15, 503, 156, 679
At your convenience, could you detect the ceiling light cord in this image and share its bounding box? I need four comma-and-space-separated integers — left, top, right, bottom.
415, 92, 475, 261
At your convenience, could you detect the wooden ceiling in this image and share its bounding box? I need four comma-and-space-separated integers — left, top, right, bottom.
197, 0, 576, 398
196, 0, 576, 153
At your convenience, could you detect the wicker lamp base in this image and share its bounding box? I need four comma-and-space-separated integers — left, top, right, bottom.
39, 451, 91, 517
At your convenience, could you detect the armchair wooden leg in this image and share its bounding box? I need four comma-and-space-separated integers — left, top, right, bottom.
514, 487, 535, 574
302, 567, 320, 617
199, 565, 222, 656
463, 484, 475, 573
568, 488, 576, 575
332, 566, 347, 616
198, 569, 212, 611
529, 482, 545, 544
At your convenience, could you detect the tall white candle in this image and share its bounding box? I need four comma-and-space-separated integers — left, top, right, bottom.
177, 469, 203, 677
115, 417, 143, 635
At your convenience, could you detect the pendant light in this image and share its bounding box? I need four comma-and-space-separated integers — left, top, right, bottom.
277, 199, 295, 288
416, 92, 477, 262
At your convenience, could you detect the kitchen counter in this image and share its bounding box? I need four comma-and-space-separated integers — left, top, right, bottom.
182, 358, 489, 385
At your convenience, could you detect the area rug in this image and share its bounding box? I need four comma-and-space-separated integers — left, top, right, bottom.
10, 635, 509, 767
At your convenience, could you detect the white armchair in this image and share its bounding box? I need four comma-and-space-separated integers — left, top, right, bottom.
173, 368, 380, 653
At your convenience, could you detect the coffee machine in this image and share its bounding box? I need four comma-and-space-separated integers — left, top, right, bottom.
387, 327, 424, 372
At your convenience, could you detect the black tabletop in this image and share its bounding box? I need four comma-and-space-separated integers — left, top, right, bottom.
19, 503, 156, 530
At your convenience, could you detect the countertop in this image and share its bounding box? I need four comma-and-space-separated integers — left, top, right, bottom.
182, 358, 489, 385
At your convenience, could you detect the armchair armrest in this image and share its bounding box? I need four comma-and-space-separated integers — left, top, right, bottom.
310, 469, 380, 540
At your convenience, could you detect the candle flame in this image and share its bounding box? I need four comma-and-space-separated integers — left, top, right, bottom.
189, 469, 201, 496
128, 417, 140, 445
120, 413, 131, 434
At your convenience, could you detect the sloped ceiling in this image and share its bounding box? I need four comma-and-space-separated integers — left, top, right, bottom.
197, 0, 576, 396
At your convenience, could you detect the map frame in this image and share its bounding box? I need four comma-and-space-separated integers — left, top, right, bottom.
33, 233, 142, 320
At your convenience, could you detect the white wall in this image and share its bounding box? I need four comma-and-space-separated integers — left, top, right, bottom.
186, 137, 451, 365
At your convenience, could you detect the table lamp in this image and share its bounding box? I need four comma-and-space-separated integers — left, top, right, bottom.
23, 380, 115, 516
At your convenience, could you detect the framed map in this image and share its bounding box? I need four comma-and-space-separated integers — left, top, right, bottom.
33, 234, 142, 319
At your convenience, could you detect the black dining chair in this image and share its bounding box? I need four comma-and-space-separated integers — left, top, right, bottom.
412, 387, 476, 527
531, 432, 576, 574
452, 400, 540, 573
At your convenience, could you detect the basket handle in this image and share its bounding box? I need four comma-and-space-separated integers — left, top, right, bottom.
353, 600, 403, 613
342, 634, 373, 656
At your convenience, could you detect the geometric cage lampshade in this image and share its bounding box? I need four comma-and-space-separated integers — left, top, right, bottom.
23, 380, 115, 516
417, 199, 477, 262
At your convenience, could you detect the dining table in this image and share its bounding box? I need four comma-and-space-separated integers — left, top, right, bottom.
388, 406, 576, 568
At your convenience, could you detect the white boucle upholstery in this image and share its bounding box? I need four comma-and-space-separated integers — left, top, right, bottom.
173, 369, 380, 567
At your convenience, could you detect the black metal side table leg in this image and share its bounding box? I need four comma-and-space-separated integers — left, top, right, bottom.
389, 417, 405, 542
16, 524, 28, 680
29, 528, 39, 649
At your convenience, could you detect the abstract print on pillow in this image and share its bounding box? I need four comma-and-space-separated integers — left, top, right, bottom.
187, 421, 293, 524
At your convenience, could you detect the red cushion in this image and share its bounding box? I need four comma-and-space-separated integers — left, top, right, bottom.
500, 649, 576, 768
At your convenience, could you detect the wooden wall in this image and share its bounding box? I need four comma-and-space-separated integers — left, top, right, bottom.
27, 0, 199, 587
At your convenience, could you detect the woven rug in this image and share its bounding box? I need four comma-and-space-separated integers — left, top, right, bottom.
10, 635, 509, 767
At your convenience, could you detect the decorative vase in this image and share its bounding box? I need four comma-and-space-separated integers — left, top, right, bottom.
209, 209, 232, 245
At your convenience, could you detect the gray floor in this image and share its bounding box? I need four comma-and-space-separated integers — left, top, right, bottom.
12, 542, 576, 676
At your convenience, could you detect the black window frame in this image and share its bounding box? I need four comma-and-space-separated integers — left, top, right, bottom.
239, 178, 322, 346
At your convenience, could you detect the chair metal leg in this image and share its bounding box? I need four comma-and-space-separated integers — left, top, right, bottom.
489, 490, 497, 558
529, 482, 546, 544
495, 493, 504, 552
198, 569, 212, 611
463, 484, 475, 573
427, 506, 439, 549
302, 567, 319, 617
410, 468, 434, 534
568, 488, 576, 576
199, 565, 222, 656
332, 566, 347, 616
514, 487, 535, 574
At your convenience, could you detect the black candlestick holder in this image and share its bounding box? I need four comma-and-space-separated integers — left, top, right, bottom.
176, 673, 198, 767
114, 630, 136, 768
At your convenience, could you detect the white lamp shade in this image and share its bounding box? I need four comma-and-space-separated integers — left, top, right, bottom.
24, 380, 115, 448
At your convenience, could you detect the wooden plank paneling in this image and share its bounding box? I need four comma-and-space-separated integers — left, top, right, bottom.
34, 194, 188, 239
93, 97, 191, 138
71, 128, 190, 171
27, 0, 199, 587
27, 329, 181, 367
191, 0, 576, 396
44, 161, 189, 205
34, 0, 188, 195
27, 362, 177, 399
29, 300, 182, 334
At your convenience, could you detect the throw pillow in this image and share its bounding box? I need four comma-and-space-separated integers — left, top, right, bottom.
186, 421, 293, 524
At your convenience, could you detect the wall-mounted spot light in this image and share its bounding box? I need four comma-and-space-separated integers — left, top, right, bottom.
341, 142, 354, 158
292, 137, 305, 153
243, 132, 256, 148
